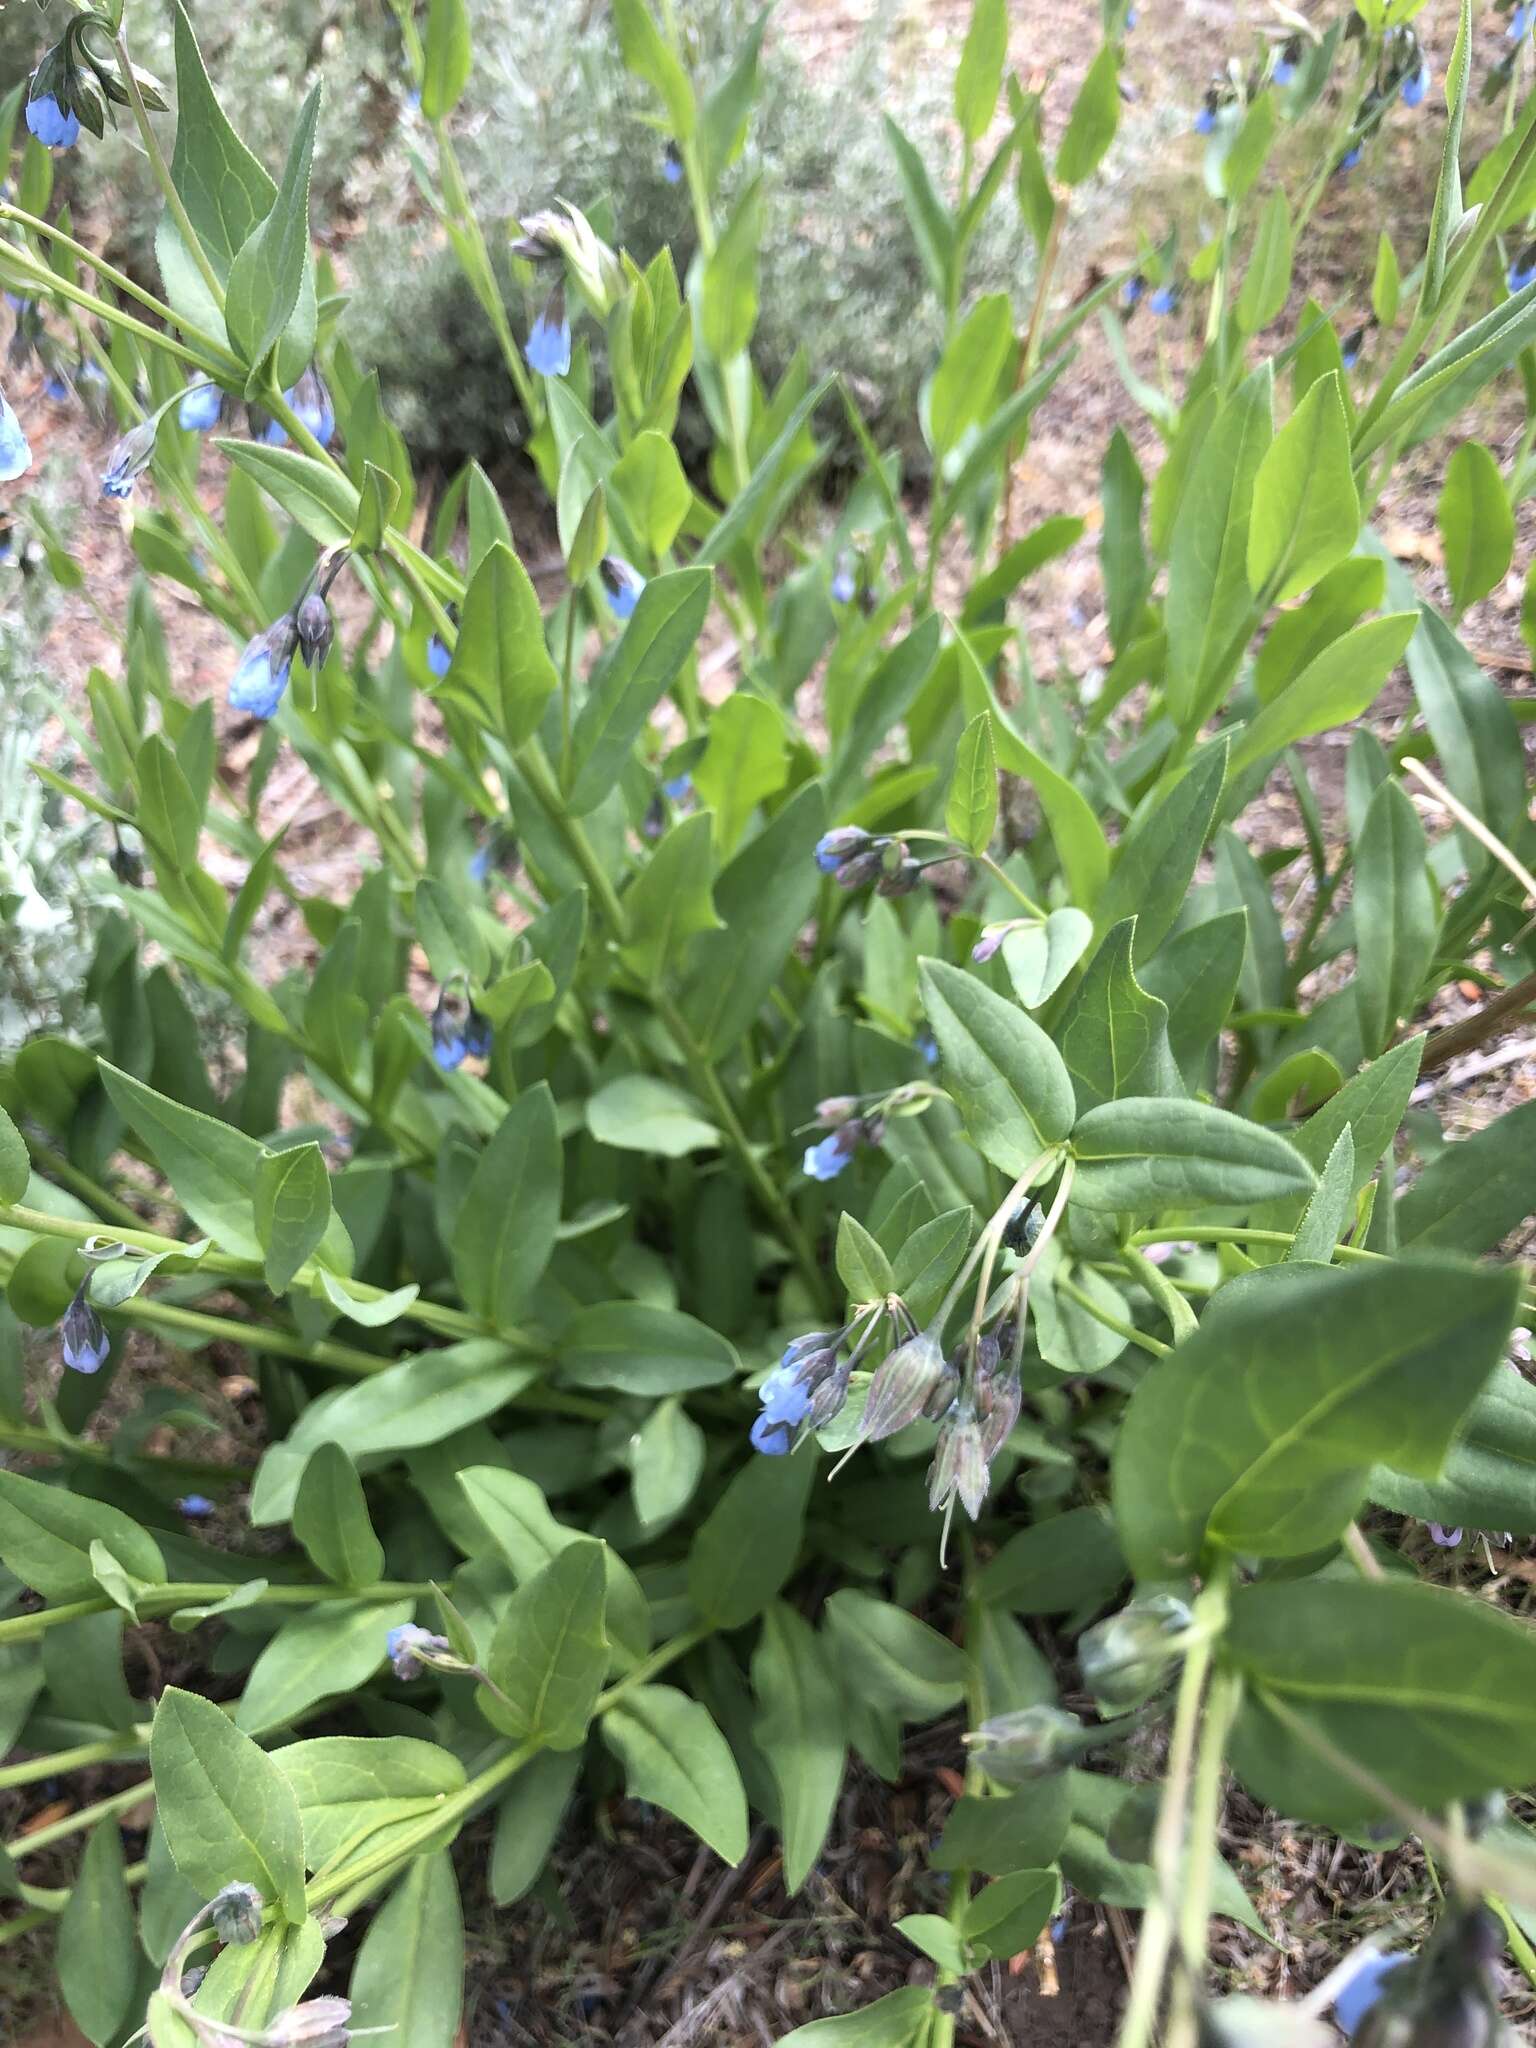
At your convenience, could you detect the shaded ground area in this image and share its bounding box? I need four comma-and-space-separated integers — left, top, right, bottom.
7, 0, 1536, 2041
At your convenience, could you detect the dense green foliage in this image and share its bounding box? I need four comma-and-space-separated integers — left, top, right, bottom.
3, 0, 1536, 2044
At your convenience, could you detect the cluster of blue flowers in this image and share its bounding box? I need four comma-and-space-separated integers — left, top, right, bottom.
750, 1329, 853, 1454
430, 990, 493, 1071
229, 615, 301, 721
813, 825, 922, 897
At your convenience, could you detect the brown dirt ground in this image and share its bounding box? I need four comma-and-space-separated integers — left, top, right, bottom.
8, 0, 1536, 2041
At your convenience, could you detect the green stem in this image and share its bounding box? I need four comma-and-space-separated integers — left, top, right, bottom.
0, 1579, 430, 1652
559, 593, 579, 789
0, 204, 233, 367
0, 1420, 235, 1486
1116, 1595, 1218, 2048
2, 1780, 153, 1862
0, 1733, 145, 1792
1056, 1274, 1169, 1357
1168, 1660, 1241, 2047
518, 739, 632, 939
0, 240, 216, 373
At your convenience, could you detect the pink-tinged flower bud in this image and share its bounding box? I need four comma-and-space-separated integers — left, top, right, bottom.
815, 1095, 860, 1127
860, 1331, 946, 1441
976, 1360, 1021, 1461
972, 925, 1007, 963
927, 1399, 989, 1521
268, 1997, 353, 2046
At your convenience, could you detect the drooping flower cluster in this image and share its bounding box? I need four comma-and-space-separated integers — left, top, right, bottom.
813, 826, 922, 896
430, 989, 493, 1072
750, 1329, 853, 1454
803, 1095, 884, 1182
600, 554, 646, 619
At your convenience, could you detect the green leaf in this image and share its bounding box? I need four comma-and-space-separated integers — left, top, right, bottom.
620, 810, 723, 980
1092, 738, 1228, 959
1290, 1033, 1423, 1190
1055, 920, 1179, 1113
567, 569, 712, 814
1371, 1365, 1536, 1535
560, 1302, 738, 1395
219, 440, 360, 548
1437, 439, 1514, 613
602, 1684, 748, 1863
292, 1442, 384, 1589
420, 0, 472, 119
977, 1507, 1127, 1615
955, 0, 1007, 140
777, 1989, 936, 2046
254, 1141, 332, 1294
0, 1468, 166, 1600
1000, 909, 1094, 1009
1070, 1096, 1315, 1213
97, 1063, 259, 1259
964, 1868, 1059, 1962
1419, 0, 1472, 314
1372, 229, 1401, 326
1246, 372, 1359, 604
1236, 188, 1292, 334
688, 1444, 814, 1628
1252, 556, 1385, 705
442, 541, 558, 749
1399, 600, 1526, 847
453, 1084, 561, 1334
235, 1598, 411, 1736
837, 1212, 896, 1303
953, 629, 1110, 906
1112, 1258, 1519, 1576
883, 117, 954, 302
1055, 45, 1119, 185
272, 1735, 465, 1873
1099, 430, 1149, 652
611, 0, 696, 139
1353, 779, 1437, 1055
629, 1397, 707, 1530
932, 1777, 1073, 1874
58, 1821, 138, 2048
611, 430, 692, 555
752, 1602, 845, 1893
483, 1539, 608, 1748
587, 1076, 717, 1158
193, 1918, 324, 2032
490, 1749, 581, 1905
1397, 1096, 1536, 1254
1222, 88, 1274, 200
0, 1101, 27, 1203
349, 1852, 464, 2048
946, 712, 998, 854
1226, 613, 1417, 779
896, 1912, 967, 1974
151, 1685, 308, 1922
694, 693, 787, 854
1226, 1576, 1536, 1828
352, 459, 401, 553
1165, 367, 1273, 728
225, 87, 320, 377
928, 294, 1013, 458
136, 734, 201, 871
1288, 1128, 1355, 1264
918, 958, 1076, 1175
823, 1590, 968, 1721
456, 1467, 649, 1663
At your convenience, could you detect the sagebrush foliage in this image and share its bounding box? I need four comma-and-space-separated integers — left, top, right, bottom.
3, 1, 1536, 2045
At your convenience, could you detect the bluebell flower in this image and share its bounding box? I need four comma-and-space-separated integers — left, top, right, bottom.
1193, 95, 1216, 134
210, 1882, 263, 1946
1124, 6, 1137, 26
431, 999, 467, 1071
468, 842, 492, 883
804, 1127, 861, 1181
1341, 324, 1367, 370
831, 559, 856, 604
179, 379, 223, 432
177, 1494, 215, 1519
663, 772, 693, 801
0, 385, 31, 484
229, 617, 298, 721
102, 418, 160, 500
1149, 284, 1179, 316
1337, 145, 1362, 173
289, 368, 335, 448
43, 372, 68, 401
387, 1622, 450, 1680
464, 1008, 493, 1060
751, 1411, 794, 1454
428, 632, 452, 676
525, 286, 572, 377
1509, 243, 1536, 293
60, 1284, 109, 1374
600, 554, 645, 619
1273, 55, 1296, 84
663, 140, 685, 184
1510, 2, 1533, 38
758, 1368, 814, 1426
25, 93, 80, 149
1120, 274, 1144, 309
261, 414, 288, 447
1401, 61, 1429, 106
1428, 1522, 1463, 1547
406, 87, 422, 111
914, 1027, 939, 1067
2, 292, 26, 313
1333, 1953, 1411, 2039
815, 826, 871, 875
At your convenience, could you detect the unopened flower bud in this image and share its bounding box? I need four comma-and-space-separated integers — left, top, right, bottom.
922, 1359, 962, 1422
815, 1095, 860, 1127
834, 848, 886, 890
860, 1330, 946, 1441
296, 593, 334, 670
876, 857, 922, 898
964, 1704, 1085, 1786
101, 417, 159, 500
814, 826, 872, 876
211, 1881, 263, 1946
268, 1996, 353, 2046
976, 1358, 1021, 1460
927, 1398, 989, 1522
387, 1622, 451, 1681
1079, 1592, 1192, 1710
60, 1282, 109, 1374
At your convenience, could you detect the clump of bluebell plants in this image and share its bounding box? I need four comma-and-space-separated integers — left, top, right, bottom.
5, 1, 1536, 2045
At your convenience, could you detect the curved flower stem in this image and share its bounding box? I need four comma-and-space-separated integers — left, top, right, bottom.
0, 204, 233, 366
0, 1731, 146, 1791
0, 239, 218, 373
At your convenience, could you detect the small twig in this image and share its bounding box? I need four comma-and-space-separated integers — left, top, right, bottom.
1416, 967, 1536, 1075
